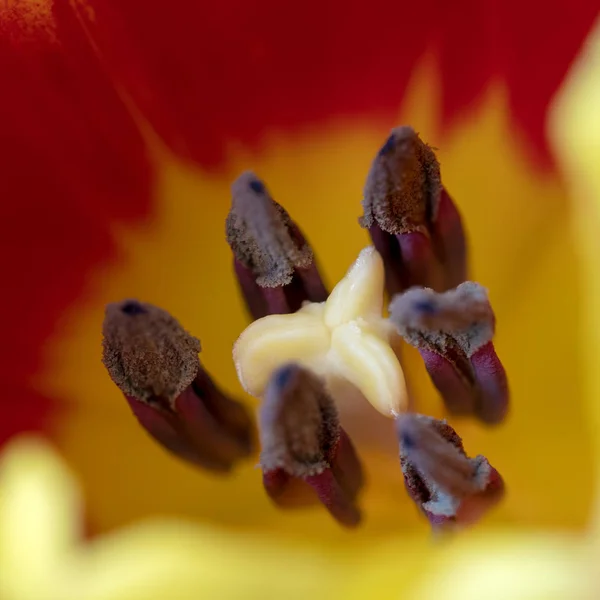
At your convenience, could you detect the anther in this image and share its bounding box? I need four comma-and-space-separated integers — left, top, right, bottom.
390, 283, 509, 424
227, 171, 328, 318
102, 300, 254, 472
360, 127, 467, 294
398, 413, 504, 529
260, 364, 363, 528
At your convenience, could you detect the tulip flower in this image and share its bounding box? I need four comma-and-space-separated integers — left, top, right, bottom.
2, 1, 599, 594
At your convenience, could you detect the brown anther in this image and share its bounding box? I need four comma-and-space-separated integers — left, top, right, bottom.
260, 364, 363, 528
360, 127, 467, 293
390, 282, 494, 357
102, 300, 200, 403
102, 300, 254, 472
389, 283, 509, 424
227, 172, 328, 319
360, 126, 441, 236
260, 364, 338, 477
398, 414, 504, 529
227, 171, 313, 287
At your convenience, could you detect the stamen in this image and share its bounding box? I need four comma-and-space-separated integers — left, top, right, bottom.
102, 300, 254, 472
260, 363, 338, 476
361, 126, 441, 235
398, 414, 504, 530
389, 283, 509, 424
260, 364, 363, 528
360, 127, 467, 293
391, 282, 494, 354
227, 171, 328, 318
102, 300, 201, 402
432, 188, 468, 292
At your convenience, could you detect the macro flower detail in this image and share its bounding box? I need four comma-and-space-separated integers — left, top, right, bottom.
99, 126, 510, 530
102, 300, 254, 472
390, 283, 509, 424
4, 1, 600, 596
360, 126, 467, 295
260, 364, 363, 528
0, 437, 343, 600
398, 413, 504, 530
227, 171, 328, 319
233, 244, 408, 416
229, 128, 508, 528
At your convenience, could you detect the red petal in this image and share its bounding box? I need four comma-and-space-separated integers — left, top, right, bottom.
0, 3, 152, 441
0, 386, 52, 446
436, 0, 599, 168
71, 0, 598, 168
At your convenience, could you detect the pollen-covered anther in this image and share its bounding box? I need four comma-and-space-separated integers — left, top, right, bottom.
102, 300, 254, 472
398, 413, 504, 530
360, 126, 467, 294
389, 282, 509, 425
260, 364, 363, 528
226, 171, 328, 318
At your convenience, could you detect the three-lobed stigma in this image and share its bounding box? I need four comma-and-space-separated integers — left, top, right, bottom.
233, 246, 408, 416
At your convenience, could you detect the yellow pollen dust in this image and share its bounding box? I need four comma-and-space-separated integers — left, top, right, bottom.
233, 246, 408, 415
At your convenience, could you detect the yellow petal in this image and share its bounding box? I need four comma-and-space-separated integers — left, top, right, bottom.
323, 246, 385, 328
407, 533, 591, 600
233, 312, 331, 397
71, 523, 337, 600
549, 19, 600, 534
0, 437, 82, 600
330, 321, 407, 415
